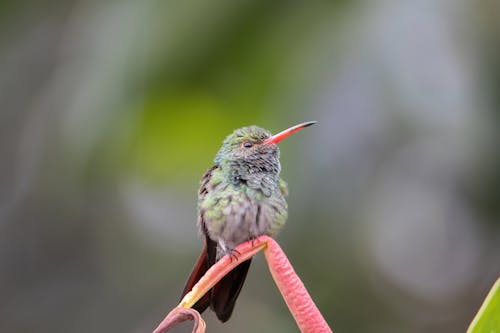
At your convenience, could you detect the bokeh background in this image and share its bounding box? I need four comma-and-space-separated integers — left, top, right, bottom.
1, 1, 500, 332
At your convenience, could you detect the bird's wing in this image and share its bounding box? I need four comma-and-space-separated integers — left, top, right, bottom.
180, 165, 220, 313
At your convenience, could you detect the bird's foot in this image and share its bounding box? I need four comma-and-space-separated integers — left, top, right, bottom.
226, 248, 241, 262
249, 235, 261, 248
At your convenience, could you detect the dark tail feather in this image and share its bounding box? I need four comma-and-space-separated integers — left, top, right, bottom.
180, 245, 210, 313
211, 258, 252, 322
181, 235, 251, 322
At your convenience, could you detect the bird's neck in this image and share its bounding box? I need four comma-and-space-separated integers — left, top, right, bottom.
219, 160, 281, 196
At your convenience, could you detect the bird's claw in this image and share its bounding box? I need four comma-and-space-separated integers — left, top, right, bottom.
249, 236, 260, 248
224, 248, 241, 262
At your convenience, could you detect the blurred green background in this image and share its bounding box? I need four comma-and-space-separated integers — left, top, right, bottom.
1, 1, 500, 332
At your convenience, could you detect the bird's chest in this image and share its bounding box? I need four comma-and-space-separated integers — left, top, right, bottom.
199, 184, 286, 248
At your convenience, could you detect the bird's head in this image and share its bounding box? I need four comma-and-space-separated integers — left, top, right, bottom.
215, 121, 316, 182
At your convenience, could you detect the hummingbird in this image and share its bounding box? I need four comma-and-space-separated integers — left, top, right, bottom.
180, 121, 317, 322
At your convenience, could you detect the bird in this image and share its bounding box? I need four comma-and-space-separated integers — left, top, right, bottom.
180, 121, 317, 322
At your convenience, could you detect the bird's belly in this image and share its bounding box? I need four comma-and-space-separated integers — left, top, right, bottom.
201, 191, 287, 251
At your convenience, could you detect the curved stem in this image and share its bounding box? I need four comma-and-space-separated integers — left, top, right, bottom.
152, 307, 205, 333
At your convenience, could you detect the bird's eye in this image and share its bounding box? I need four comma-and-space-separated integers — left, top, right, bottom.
242, 141, 253, 148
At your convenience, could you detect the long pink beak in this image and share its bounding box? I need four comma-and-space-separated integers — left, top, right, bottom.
263, 121, 317, 145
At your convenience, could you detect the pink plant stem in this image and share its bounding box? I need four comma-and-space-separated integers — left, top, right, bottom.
263, 236, 333, 333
